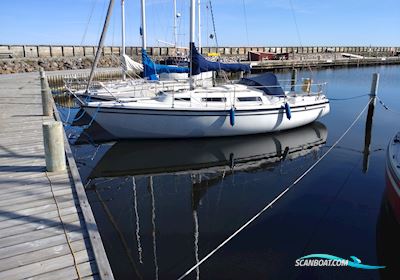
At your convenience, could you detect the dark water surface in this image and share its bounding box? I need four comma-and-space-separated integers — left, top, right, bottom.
61, 65, 400, 280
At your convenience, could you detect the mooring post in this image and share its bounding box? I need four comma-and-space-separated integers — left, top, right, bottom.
43, 121, 66, 172
290, 68, 297, 92
370, 72, 379, 97
362, 73, 379, 173
39, 68, 53, 116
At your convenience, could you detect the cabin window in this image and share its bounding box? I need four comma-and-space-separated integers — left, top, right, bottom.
174, 97, 191, 101
237, 97, 262, 102
201, 97, 227, 102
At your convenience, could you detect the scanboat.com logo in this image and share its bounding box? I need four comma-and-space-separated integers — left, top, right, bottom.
295, 254, 385, 269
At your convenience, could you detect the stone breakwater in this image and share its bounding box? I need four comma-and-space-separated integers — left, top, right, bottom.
0, 55, 249, 74
0, 52, 397, 74
0, 56, 127, 74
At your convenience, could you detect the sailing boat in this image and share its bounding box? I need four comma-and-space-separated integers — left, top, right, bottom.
71, 0, 223, 101
79, 0, 329, 139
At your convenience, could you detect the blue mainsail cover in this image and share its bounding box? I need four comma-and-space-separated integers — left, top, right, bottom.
239, 73, 285, 96
190, 42, 251, 75
142, 49, 189, 80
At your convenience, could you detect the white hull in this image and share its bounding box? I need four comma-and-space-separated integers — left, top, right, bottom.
84, 99, 329, 138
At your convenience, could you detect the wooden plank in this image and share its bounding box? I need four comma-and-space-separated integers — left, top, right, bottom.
0, 212, 80, 240
0, 123, 43, 131
0, 249, 92, 280
0, 165, 45, 173
27, 260, 98, 280
0, 187, 73, 207
0, 175, 69, 190
0, 171, 68, 182
0, 137, 44, 147
0, 206, 78, 230
0, 179, 71, 195
0, 229, 86, 260
81, 274, 101, 280
0, 171, 47, 180
0, 200, 78, 223
0, 220, 82, 249
0, 157, 44, 167
0, 150, 44, 158
0, 183, 73, 202
0, 193, 75, 212
0, 238, 90, 272
0, 126, 43, 134
0, 142, 44, 150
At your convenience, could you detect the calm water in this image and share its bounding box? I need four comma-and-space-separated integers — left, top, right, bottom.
61, 65, 400, 280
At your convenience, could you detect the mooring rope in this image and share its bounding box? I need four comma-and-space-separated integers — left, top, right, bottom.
376, 95, 400, 115
329, 93, 370, 101
177, 98, 373, 280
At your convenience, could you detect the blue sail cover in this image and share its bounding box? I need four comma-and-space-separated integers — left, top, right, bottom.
239, 73, 285, 96
142, 49, 189, 80
190, 42, 251, 75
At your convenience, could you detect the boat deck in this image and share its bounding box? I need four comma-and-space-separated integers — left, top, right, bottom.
0, 72, 113, 279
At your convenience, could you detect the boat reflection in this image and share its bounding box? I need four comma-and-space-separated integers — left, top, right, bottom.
78, 122, 328, 279
377, 134, 400, 279
86, 121, 328, 180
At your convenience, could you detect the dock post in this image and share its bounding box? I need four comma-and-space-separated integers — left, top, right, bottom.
363, 73, 379, 173
39, 68, 53, 116
370, 73, 379, 97
43, 121, 66, 172
290, 68, 297, 92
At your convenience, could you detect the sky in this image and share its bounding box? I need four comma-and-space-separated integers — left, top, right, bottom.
0, 0, 399, 47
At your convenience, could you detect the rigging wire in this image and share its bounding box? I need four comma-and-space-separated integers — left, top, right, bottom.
288, 0, 313, 75
96, 0, 109, 43
208, 0, 229, 81
242, 0, 250, 46
208, 0, 218, 47
81, 0, 99, 45
177, 98, 373, 280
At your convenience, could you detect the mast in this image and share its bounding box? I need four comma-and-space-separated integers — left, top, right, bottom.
189, 0, 195, 89
86, 0, 115, 93
173, 0, 178, 47
121, 0, 126, 80
197, 0, 201, 51
140, 0, 147, 50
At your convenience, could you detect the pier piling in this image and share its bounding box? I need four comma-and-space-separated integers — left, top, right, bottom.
370, 73, 380, 97
42, 121, 66, 172
40, 68, 53, 116
290, 68, 297, 92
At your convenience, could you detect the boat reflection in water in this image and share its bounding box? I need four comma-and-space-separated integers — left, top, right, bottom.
85, 121, 327, 180
77, 122, 327, 279
377, 133, 400, 279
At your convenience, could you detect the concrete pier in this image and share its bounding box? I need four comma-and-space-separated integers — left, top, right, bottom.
0, 72, 113, 279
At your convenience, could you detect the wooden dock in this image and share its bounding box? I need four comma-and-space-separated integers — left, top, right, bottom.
0, 73, 113, 279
